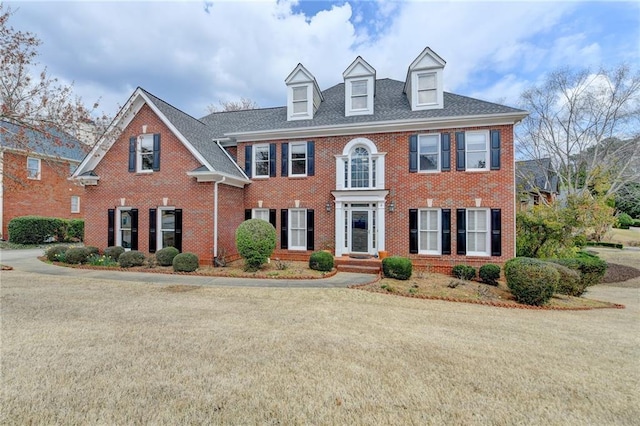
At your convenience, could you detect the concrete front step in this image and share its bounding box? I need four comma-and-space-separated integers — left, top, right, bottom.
334, 256, 381, 274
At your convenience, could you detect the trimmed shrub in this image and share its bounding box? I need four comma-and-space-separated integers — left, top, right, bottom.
64, 247, 90, 264
66, 219, 85, 241
85, 246, 100, 257
309, 250, 334, 272
633, 219, 640, 228
46, 245, 69, 262
382, 256, 412, 280
8, 216, 66, 244
173, 252, 199, 272
452, 264, 476, 281
118, 250, 146, 268
235, 219, 276, 272
156, 246, 180, 266
479, 264, 501, 286
615, 213, 634, 229
104, 246, 125, 262
546, 262, 582, 296
547, 251, 607, 295
504, 257, 559, 306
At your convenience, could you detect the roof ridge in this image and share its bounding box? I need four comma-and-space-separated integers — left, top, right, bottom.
139, 87, 208, 127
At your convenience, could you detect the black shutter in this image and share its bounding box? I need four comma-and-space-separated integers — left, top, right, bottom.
174, 209, 183, 252
281, 143, 288, 177
130, 208, 139, 251
269, 209, 276, 228
269, 143, 276, 177
456, 208, 466, 255
409, 209, 418, 253
490, 130, 501, 170
409, 135, 418, 172
281, 209, 288, 249
442, 209, 451, 255
306, 209, 314, 251
456, 132, 465, 171
128, 137, 136, 172
244, 145, 252, 178
152, 134, 161, 171
108, 209, 115, 247
149, 208, 157, 253
441, 133, 451, 171
307, 141, 315, 176
245, 209, 251, 220
491, 209, 502, 256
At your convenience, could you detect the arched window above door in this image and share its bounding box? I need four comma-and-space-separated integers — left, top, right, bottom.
335, 138, 386, 190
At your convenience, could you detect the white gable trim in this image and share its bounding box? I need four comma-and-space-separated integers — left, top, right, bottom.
343, 56, 376, 79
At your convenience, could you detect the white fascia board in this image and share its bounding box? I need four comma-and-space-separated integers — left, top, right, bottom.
226, 112, 529, 142
216, 140, 250, 180
186, 170, 250, 187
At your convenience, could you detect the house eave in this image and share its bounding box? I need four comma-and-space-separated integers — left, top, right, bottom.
185, 170, 250, 187
72, 175, 100, 186
226, 112, 528, 142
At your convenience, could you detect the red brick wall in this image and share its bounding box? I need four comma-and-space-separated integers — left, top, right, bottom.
239, 124, 515, 272
2, 151, 84, 239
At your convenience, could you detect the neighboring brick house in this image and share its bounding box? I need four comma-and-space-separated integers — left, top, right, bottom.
516, 158, 559, 209
0, 121, 86, 240
72, 47, 527, 272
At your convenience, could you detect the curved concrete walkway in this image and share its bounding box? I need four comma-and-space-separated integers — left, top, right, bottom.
0, 248, 377, 288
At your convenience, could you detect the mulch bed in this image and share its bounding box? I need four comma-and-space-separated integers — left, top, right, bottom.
601, 263, 640, 285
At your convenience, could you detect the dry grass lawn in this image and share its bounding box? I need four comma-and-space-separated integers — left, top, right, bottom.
603, 227, 640, 246
1, 266, 639, 425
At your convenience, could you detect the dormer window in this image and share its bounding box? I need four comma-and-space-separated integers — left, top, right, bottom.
285, 64, 323, 121
404, 47, 446, 111
343, 56, 375, 117
292, 86, 308, 115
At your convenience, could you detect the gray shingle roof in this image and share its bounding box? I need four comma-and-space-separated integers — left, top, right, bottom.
200, 78, 526, 136
140, 89, 245, 179
516, 158, 559, 194
0, 120, 87, 161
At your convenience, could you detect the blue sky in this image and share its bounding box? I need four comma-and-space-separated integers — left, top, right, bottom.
6, 1, 639, 118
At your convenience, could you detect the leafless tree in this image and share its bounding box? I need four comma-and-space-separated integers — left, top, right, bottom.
516, 65, 640, 198
206, 97, 259, 113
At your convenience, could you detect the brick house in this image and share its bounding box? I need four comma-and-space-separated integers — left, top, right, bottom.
516, 158, 559, 209
0, 121, 86, 239
72, 47, 527, 272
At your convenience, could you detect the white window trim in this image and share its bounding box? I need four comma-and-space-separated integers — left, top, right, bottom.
27, 157, 41, 180
252, 144, 270, 178
137, 134, 154, 173
252, 208, 269, 221
418, 208, 441, 255
465, 130, 489, 172
416, 72, 438, 106
466, 208, 490, 257
418, 133, 440, 173
157, 207, 176, 250
335, 138, 385, 190
288, 84, 311, 120
288, 208, 307, 251
71, 196, 80, 214
116, 207, 132, 251
289, 141, 307, 177
410, 68, 444, 111
345, 78, 374, 116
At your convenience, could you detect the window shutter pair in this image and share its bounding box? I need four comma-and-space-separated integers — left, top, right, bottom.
408, 209, 450, 254
128, 134, 160, 172
148, 209, 182, 253
455, 131, 501, 171
408, 134, 450, 172
106, 208, 139, 250
280, 142, 315, 176
456, 208, 501, 256
280, 209, 314, 250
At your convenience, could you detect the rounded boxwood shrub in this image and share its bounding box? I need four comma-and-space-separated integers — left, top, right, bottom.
84, 246, 100, 257
546, 262, 582, 296
64, 247, 90, 264
382, 256, 412, 280
452, 265, 476, 281
235, 219, 276, 272
479, 264, 501, 286
118, 250, 146, 268
173, 252, 199, 272
504, 257, 559, 306
309, 251, 334, 272
547, 252, 607, 295
104, 246, 125, 262
156, 246, 180, 266
46, 245, 69, 262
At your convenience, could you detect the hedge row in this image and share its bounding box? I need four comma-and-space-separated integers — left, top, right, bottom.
8, 216, 84, 244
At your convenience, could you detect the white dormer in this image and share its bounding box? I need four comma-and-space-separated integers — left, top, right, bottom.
343, 56, 376, 117
285, 64, 323, 121
404, 47, 446, 111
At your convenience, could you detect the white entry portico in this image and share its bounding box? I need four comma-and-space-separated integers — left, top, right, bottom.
332, 137, 388, 257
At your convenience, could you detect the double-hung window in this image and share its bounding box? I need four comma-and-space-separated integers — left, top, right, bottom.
253, 144, 270, 178
351, 80, 368, 110
417, 73, 437, 106
292, 87, 308, 115
119, 209, 133, 249
289, 209, 307, 250
418, 134, 439, 172
466, 131, 489, 171
27, 157, 41, 180
290, 142, 307, 176
71, 196, 80, 213
138, 134, 154, 172
159, 209, 176, 249
467, 208, 489, 256
419, 209, 440, 254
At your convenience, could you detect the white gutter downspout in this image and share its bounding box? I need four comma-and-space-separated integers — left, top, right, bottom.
214, 176, 225, 262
